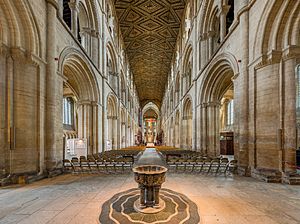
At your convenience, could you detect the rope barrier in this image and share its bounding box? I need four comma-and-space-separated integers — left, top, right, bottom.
284, 161, 300, 169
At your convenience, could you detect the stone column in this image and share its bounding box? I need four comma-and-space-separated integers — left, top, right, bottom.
201, 103, 208, 154
121, 122, 126, 148
114, 116, 118, 149
93, 102, 101, 153
139, 185, 145, 205
45, 0, 60, 170
58, 0, 63, 18
282, 56, 297, 173
188, 117, 193, 150
125, 114, 128, 148
102, 78, 107, 152
181, 117, 186, 149
131, 119, 134, 145
77, 101, 96, 155
79, 28, 90, 52
237, 6, 249, 174
0, 48, 8, 174
207, 102, 220, 156
200, 33, 207, 68
117, 108, 120, 150
207, 31, 215, 59
154, 186, 160, 205
69, 1, 79, 38
91, 29, 100, 66
193, 83, 198, 150
219, 5, 230, 42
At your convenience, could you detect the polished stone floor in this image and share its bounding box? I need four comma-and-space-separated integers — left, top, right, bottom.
0, 173, 300, 224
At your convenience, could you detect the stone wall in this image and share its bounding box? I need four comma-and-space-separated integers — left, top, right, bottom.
161, 0, 300, 182
0, 0, 140, 181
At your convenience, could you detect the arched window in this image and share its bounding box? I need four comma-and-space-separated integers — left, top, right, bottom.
63, 0, 71, 29
184, 2, 192, 42
226, 0, 234, 33
63, 97, 74, 127
227, 99, 234, 126
187, 63, 192, 88
78, 2, 89, 47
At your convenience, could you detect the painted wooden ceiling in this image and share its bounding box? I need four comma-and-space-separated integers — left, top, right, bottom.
114, 0, 186, 107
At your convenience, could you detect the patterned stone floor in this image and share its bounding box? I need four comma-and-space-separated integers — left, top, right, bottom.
0, 173, 300, 224
99, 188, 200, 224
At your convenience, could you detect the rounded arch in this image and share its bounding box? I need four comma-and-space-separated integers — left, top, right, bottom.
175, 110, 180, 125
182, 96, 193, 149
78, 1, 90, 28
0, 0, 41, 57
120, 72, 126, 102
183, 96, 193, 118
253, 1, 300, 61
142, 102, 160, 118
106, 93, 118, 150
208, 6, 219, 32
58, 47, 100, 103
80, 0, 100, 31
106, 93, 117, 117
184, 0, 193, 41
106, 41, 117, 74
120, 107, 126, 148
199, 0, 216, 35
198, 52, 239, 104
183, 44, 193, 73
120, 107, 126, 123
174, 110, 180, 146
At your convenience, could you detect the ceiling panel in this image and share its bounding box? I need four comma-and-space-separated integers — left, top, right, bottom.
114, 0, 186, 107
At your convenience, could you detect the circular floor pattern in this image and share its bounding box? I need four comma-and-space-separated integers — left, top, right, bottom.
99, 188, 200, 224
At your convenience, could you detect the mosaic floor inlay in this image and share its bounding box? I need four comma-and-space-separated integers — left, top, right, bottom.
99, 188, 200, 224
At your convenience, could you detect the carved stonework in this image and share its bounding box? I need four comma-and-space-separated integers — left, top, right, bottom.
132, 148, 168, 213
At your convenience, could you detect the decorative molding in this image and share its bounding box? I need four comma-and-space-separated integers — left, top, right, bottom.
231, 73, 240, 82
46, 0, 59, 10
254, 50, 282, 69
282, 45, 300, 61
107, 115, 118, 120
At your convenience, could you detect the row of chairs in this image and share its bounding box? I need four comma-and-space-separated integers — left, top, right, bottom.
167, 158, 238, 175
63, 155, 133, 173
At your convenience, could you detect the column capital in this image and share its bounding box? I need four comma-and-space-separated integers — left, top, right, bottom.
68, 2, 79, 11
199, 33, 208, 41
91, 29, 100, 38
218, 5, 231, 16
200, 103, 208, 108
207, 101, 221, 107
107, 115, 118, 120
0, 44, 10, 57
77, 100, 94, 105
230, 72, 239, 82
282, 45, 300, 61
182, 115, 192, 120
109, 71, 119, 77
207, 30, 215, 38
